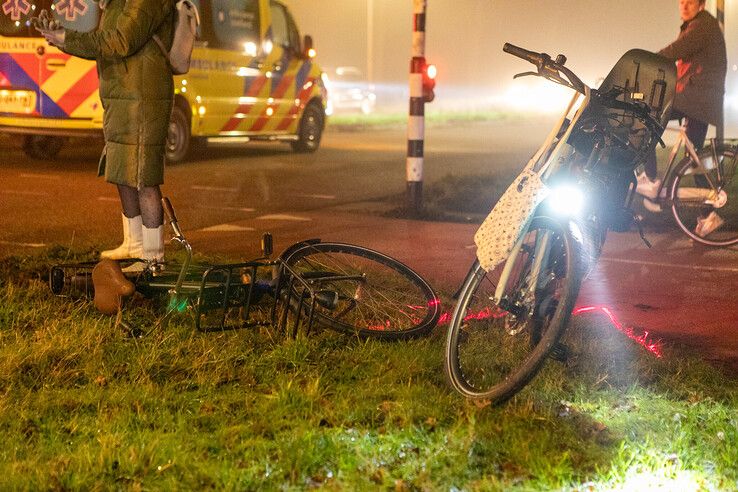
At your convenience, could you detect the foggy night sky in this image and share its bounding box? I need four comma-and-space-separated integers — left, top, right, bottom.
282, 1, 737, 105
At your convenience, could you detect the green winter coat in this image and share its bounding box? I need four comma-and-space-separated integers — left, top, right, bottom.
62, 0, 175, 188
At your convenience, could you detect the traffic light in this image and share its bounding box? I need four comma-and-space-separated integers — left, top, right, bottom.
422, 62, 436, 103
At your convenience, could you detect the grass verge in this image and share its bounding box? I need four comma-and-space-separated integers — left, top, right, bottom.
1, 252, 737, 490
384, 171, 519, 223
327, 108, 525, 129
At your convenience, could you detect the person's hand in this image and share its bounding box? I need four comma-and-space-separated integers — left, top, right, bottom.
39, 28, 65, 47
31, 9, 65, 47
31, 9, 60, 30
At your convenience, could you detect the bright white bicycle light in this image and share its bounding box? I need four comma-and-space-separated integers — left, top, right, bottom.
548, 184, 585, 216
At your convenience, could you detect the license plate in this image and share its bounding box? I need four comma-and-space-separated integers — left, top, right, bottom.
0, 89, 36, 114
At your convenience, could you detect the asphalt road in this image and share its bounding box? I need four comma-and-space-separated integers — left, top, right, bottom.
0, 119, 540, 252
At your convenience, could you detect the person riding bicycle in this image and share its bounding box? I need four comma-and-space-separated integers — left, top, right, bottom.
636, 0, 726, 236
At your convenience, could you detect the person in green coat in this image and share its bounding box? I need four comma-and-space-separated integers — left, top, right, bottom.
37, 0, 176, 263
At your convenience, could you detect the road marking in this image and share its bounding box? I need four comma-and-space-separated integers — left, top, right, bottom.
0, 240, 46, 248
256, 214, 312, 222
98, 196, 119, 202
458, 248, 738, 273
191, 185, 239, 192
198, 224, 255, 232
19, 173, 61, 180
295, 193, 336, 200
323, 141, 405, 152
601, 256, 738, 273
197, 205, 256, 212
1, 190, 48, 196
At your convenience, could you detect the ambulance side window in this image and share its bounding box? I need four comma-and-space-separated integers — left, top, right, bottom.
51, 0, 101, 33
269, 2, 299, 54
210, 0, 259, 51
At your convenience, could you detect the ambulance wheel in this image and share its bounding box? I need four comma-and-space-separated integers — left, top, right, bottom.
291, 102, 324, 153
166, 105, 191, 164
23, 135, 65, 160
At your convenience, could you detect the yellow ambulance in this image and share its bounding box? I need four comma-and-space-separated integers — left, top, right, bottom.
0, 0, 327, 162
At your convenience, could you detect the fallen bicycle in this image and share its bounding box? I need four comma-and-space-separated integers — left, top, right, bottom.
50, 198, 441, 340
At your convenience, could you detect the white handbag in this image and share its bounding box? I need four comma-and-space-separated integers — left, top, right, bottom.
474, 166, 550, 272
475, 90, 589, 272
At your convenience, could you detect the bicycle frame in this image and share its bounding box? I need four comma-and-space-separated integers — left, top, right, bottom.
493, 89, 589, 305
445, 44, 680, 402
49, 200, 351, 336
655, 123, 722, 201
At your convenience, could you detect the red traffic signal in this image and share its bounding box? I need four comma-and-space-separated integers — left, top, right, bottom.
422, 62, 436, 103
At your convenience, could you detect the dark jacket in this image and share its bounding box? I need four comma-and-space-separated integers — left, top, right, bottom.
62, 0, 175, 188
659, 10, 726, 126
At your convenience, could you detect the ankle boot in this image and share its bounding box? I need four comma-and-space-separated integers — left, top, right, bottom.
100, 214, 144, 260
142, 225, 165, 262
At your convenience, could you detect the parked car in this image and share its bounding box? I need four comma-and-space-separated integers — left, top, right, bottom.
324, 66, 376, 115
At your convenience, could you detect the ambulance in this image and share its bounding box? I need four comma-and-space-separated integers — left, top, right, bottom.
0, 0, 327, 162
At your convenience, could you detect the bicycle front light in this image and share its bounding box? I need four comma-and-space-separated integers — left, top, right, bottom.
547, 184, 585, 217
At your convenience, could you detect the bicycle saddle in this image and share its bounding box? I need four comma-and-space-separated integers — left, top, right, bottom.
92, 259, 136, 315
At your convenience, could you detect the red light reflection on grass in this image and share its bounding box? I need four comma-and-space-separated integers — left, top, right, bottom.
367, 299, 441, 331
436, 303, 662, 358
437, 306, 507, 325
572, 305, 662, 357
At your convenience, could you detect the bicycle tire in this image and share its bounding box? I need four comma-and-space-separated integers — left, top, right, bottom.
444, 216, 578, 402
670, 144, 738, 246
281, 242, 440, 340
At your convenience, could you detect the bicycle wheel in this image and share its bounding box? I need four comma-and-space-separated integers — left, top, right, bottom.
670, 144, 738, 246
444, 216, 578, 402
281, 242, 440, 340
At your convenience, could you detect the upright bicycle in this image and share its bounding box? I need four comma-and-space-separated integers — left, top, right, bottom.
445, 44, 676, 403
638, 122, 738, 246
50, 198, 441, 341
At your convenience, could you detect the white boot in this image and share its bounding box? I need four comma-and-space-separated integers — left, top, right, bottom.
142, 225, 165, 262
100, 214, 144, 260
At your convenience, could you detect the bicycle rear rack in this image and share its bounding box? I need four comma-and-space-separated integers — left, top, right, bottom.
191, 257, 341, 336
192, 260, 276, 332
48, 252, 335, 336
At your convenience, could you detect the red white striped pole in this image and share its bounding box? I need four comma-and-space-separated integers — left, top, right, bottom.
407, 0, 427, 214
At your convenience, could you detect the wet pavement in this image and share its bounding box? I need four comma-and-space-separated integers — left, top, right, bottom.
179, 202, 738, 368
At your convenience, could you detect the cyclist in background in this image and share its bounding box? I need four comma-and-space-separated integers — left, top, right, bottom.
637, 0, 727, 236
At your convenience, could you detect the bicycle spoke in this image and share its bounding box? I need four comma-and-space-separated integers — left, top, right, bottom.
445, 218, 577, 401
284, 243, 439, 339
671, 146, 738, 246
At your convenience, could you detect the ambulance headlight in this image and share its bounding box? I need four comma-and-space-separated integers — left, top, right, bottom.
547, 184, 585, 216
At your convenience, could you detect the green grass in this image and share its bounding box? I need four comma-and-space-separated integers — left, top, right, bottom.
384, 171, 520, 223
1, 252, 738, 490
327, 108, 523, 128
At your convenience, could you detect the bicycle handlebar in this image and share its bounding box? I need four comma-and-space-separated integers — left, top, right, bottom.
502, 43, 544, 67
161, 197, 185, 240
503, 42, 586, 94
503, 42, 665, 143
